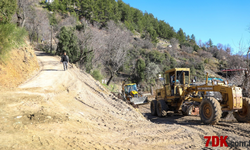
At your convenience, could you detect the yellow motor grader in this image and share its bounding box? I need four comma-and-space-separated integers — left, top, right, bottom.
121, 82, 148, 105
151, 68, 250, 125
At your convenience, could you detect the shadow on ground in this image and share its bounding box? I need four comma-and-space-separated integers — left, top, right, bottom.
42, 69, 63, 71
143, 112, 203, 125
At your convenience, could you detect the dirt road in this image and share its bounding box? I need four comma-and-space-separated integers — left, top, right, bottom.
1, 51, 250, 150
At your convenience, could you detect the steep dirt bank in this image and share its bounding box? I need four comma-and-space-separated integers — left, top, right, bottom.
0, 51, 250, 150
0, 43, 39, 90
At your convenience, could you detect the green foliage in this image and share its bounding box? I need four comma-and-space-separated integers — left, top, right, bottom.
193, 45, 199, 52
190, 66, 196, 74
136, 58, 146, 81
195, 62, 205, 71
91, 69, 103, 81
204, 58, 209, 64
40, 0, 46, 4
57, 27, 79, 63
176, 28, 186, 44
147, 50, 165, 64
83, 48, 94, 73
0, 23, 27, 61
147, 26, 158, 43
49, 13, 58, 26
0, 0, 17, 24
208, 38, 213, 47
45, 0, 179, 43
170, 57, 177, 68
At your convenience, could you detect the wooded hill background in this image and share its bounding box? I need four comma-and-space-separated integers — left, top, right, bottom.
0, 0, 247, 91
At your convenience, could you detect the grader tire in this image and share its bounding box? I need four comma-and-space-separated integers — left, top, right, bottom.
199, 97, 222, 125
233, 97, 250, 123
156, 100, 168, 117
150, 100, 157, 116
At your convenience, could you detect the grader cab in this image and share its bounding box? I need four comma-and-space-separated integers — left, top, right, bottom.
151, 68, 250, 125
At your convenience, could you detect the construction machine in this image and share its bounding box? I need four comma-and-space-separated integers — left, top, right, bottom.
121, 82, 148, 105
151, 68, 250, 125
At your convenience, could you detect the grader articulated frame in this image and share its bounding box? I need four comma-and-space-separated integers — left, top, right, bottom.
151, 68, 250, 125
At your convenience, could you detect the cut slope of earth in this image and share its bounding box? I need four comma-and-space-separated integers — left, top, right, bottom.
1, 51, 250, 150
0, 44, 39, 90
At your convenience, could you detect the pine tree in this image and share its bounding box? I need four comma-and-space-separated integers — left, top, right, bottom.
208, 38, 213, 47
176, 28, 186, 44
136, 58, 146, 81
190, 34, 196, 44
0, 0, 17, 23
57, 27, 79, 63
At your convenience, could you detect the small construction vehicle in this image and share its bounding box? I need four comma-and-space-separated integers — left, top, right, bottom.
122, 82, 148, 105
151, 68, 250, 125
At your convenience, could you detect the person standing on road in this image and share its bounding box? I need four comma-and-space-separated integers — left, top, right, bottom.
61, 52, 69, 71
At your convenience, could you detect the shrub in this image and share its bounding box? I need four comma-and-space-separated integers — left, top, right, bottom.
193, 45, 199, 52
91, 69, 103, 81
170, 57, 177, 68
0, 23, 27, 61
190, 66, 196, 74
204, 59, 209, 64
136, 58, 146, 81
195, 62, 205, 71
0, 0, 17, 24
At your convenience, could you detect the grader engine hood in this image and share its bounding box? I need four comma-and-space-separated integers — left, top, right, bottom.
231, 87, 243, 109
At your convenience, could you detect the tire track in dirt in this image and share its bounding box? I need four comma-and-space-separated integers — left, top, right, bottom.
213, 123, 250, 138
139, 103, 250, 149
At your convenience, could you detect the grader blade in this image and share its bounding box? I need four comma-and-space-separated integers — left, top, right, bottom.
130, 97, 148, 105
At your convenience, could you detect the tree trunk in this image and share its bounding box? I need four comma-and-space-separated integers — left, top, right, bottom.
107, 73, 114, 86
50, 26, 53, 53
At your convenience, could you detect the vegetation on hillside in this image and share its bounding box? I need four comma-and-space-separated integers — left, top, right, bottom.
0, 0, 27, 61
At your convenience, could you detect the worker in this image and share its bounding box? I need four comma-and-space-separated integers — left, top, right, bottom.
61, 52, 69, 71
194, 76, 197, 82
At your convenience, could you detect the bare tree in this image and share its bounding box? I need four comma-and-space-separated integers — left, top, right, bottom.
145, 62, 161, 82
170, 38, 179, 49
91, 28, 106, 67
16, 0, 29, 27
181, 45, 193, 53
227, 55, 246, 69
103, 21, 131, 85
198, 50, 213, 59
74, 26, 95, 64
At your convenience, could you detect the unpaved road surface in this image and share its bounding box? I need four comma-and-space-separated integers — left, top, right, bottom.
1, 51, 250, 150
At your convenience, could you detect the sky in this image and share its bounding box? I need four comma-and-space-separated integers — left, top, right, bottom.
122, 0, 250, 54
